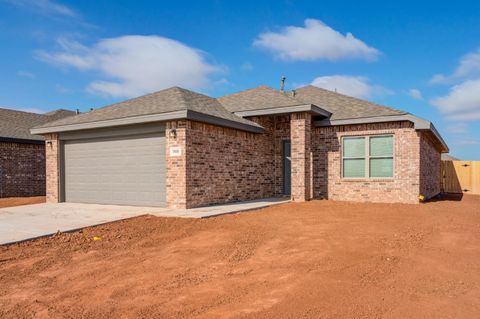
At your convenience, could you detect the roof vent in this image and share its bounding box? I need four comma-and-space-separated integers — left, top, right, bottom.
280, 76, 286, 93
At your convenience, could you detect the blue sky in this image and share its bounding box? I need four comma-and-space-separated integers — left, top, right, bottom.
1, 0, 480, 159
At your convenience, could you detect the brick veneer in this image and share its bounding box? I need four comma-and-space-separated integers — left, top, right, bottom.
45, 134, 60, 203
419, 132, 442, 199
312, 121, 424, 204
43, 118, 442, 207
166, 121, 188, 208
271, 115, 291, 196
166, 116, 291, 208
290, 112, 312, 202
44, 117, 291, 208
0, 142, 46, 197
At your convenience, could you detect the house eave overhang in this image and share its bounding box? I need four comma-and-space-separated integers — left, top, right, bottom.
0, 136, 44, 144
30, 110, 264, 135
234, 104, 331, 118
314, 114, 449, 153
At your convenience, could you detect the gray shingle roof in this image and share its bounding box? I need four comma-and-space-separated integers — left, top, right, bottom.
35, 87, 261, 130
45, 109, 78, 121
218, 85, 305, 112
0, 108, 75, 141
293, 85, 406, 120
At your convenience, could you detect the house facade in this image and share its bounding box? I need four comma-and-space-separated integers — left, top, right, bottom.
32, 85, 448, 208
0, 108, 75, 198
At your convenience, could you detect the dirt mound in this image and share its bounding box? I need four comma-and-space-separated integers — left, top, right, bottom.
1, 195, 480, 318
0, 196, 45, 208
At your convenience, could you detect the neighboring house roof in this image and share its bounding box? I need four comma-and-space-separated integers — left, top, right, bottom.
441, 154, 459, 161
293, 85, 406, 121
0, 108, 75, 142
32, 87, 263, 134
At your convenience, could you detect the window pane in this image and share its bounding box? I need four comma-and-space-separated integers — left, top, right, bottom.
343, 159, 365, 178
370, 158, 393, 178
343, 137, 365, 158
370, 136, 393, 157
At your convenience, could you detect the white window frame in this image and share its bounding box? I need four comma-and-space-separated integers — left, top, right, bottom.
341, 134, 395, 180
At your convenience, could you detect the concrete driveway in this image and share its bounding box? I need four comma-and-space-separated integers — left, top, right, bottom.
0, 198, 288, 245
0, 203, 171, 245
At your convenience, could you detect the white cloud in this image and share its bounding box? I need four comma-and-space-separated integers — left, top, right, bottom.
253, 19, 380, 62
430, 49, 480, 84
455, 139, 480, 145
241, 62, 253, 71
445, 123, 468, 134
36, 35, 221, 98
407, 88, 423, 100
6, 0, 76, 17
430, 79, 480, 121
17, 70, 35, 79
55, 84, 72, 94
311, 75, 391, 99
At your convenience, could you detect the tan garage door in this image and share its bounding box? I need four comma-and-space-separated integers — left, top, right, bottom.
63, 132, 166, 207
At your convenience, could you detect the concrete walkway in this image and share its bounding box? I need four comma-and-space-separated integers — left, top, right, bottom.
0, 198, 288, 245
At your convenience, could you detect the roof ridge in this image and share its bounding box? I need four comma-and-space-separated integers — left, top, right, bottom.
296, 85, 406, 114
218, 85, 299, 101
171, 86, 223, 112
171, 86, 191, 110
85, 86, 185, 114
0, 107, 44, 116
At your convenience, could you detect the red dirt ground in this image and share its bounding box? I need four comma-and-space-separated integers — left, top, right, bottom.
1, 195, 479, 318
0, 196, 46, 208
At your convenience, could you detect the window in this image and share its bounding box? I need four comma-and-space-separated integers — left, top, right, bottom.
342, 135, 394, 178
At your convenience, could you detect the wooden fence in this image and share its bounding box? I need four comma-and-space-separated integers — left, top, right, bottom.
441, 161, 480, 195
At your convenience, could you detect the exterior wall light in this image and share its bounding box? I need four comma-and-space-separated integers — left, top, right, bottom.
169, 128, 177, 139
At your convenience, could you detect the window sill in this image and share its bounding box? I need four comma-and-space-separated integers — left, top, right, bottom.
341, 178, 395, 182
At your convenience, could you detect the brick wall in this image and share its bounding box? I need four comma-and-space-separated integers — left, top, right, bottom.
166, 116, 291, 208
166, 121, 188, 209
312, 121, 422, 204
290, 112, 312, 202
272, 115, 291, 195
45, 134, 60, 203
42, 118, 441, 207
186, 120, 273, 207
0, 142, 45, 197
419, 132, 441, 199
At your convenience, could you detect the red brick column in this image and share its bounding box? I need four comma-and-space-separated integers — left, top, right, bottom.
45, 133, 60, 203
166, 120, 188, 209
290, 112, 312, 202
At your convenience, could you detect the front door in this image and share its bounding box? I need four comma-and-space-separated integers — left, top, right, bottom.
283, 140, 291, 195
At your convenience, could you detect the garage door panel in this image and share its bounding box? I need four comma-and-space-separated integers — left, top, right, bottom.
63, 133, 166, 207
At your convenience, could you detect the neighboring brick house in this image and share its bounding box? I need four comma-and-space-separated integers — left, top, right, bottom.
31, 85, 448, 208
0, 108, 75, 197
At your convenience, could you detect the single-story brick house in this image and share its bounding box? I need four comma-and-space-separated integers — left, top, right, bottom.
0, 108, 75, 197
31, 85, 448, 208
